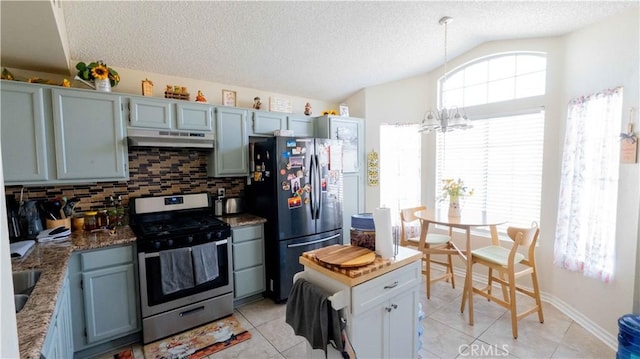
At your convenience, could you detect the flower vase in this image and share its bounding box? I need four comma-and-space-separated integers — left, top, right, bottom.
94, 78, 111, 92
448, 196, 461, 217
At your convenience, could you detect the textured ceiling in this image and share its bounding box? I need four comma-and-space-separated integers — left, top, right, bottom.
3, 1, 639, 103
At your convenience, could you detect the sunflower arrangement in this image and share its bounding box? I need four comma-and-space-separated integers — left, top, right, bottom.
75, 60, 120, 87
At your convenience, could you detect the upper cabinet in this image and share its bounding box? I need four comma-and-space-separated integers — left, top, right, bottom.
129, 97, 213, 132
51, 89, 128, 181
0, 81, 129, 185
315, 115, 364, 173
248, 110, 287, 136
208, 106, 249, 177
0, 81, 49, 182
287, 115, 315, 137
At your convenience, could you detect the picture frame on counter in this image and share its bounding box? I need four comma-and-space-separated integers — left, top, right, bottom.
222, 89, 237, 107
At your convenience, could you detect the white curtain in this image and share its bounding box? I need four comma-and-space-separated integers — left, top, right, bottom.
554, 87, 623, 283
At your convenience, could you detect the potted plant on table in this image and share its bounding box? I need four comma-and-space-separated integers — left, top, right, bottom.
440, 178, 473, 217
75, 60, 120, 92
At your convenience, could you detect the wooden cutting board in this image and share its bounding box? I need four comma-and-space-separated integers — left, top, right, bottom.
314, 245, 376, 268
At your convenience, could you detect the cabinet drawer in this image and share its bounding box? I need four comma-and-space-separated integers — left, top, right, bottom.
233, 240, 263, 270
81, 246, 133, 271
351, 260, 420, 315
234, 266, 265, 299
232, 225, 263, 243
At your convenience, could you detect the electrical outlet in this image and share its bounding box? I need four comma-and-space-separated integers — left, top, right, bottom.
217, 188, 225, 198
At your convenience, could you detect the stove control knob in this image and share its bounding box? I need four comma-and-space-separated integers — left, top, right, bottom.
186, 235, 194, 243
205, 232, 212, 241
215, 231, 223, 239
167, 239, 174, 247
153, 241, 161, 250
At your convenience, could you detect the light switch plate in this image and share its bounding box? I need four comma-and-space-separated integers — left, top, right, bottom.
217, 188, 225, 198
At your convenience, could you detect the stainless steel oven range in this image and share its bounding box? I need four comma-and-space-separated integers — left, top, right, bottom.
129, 193, 232, 344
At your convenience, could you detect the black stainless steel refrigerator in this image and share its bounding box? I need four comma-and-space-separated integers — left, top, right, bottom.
247, 137, 343, 302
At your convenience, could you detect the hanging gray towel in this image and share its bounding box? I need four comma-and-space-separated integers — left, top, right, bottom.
159, 247, 195, 295
191, 242, 219, 285
285, 278, 344, 353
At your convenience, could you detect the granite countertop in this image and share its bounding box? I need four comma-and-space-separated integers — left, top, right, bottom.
12, 226, 137, 359
219, 213, 266, 227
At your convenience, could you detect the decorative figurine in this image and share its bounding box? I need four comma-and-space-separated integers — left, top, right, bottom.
253, 97, 262, 110
304, 102, 312, 116
196, 90, 207, 103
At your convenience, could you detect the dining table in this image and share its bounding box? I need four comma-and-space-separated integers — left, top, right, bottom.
414, 209, 506, 326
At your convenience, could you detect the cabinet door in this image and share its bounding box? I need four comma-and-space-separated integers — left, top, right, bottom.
129, 97, 172, 129
51, 89, 128, 181
388, 288, 419, 359
251, 111, 286, 135
176, 102, 213, 131
351, 303, 385, 358
209, 107, 248, 177
82, 263, 138, 344
0, 82, 49, 182
233, 239, 264, 270
42, 276, 73, 358
287, 115, 314, 137
234, 266, 265, 299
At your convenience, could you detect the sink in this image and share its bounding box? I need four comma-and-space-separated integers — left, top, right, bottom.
12, 270, 41, 295
14, 294, 29, 313
12, 270, 41, 313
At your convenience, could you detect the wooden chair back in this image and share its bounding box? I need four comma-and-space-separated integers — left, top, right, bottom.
506, 222, 540, 265
399, 206, 426, 247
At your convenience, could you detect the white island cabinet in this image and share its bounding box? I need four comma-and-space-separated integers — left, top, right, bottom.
298, 246, 422, 359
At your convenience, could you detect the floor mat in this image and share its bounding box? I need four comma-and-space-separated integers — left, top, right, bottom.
143, 315, 251, 359
114, 348, 133, 359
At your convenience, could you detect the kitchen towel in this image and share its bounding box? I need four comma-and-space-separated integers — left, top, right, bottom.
285, 278, 343, 353
10, 240, 35, 259
373, 207, 394, 259
159, 247, 195, 295
191, 242, 219, 285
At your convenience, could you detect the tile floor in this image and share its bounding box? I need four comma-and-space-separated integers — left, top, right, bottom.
100, 273, 615, 359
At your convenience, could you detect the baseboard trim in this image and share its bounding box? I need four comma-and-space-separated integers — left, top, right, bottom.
432, 264, 618, 351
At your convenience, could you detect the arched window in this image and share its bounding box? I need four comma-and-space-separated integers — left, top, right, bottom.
435, 52, 546, 231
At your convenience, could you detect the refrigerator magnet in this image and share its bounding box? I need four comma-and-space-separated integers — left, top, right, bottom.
286, 140, 296, 147
280, 169, 286, 175
265, 171, 270, 177
291, 178, 301, 193
296, 170, 303, 178
281, 151, 290, 158
292, 147, 301, 155
254, 172, 262, 181
288, 197, 302, 209
281, 181, 290, 191
304, 197, 310, 205
287, 173, 296, 180
303, 184, 311, 192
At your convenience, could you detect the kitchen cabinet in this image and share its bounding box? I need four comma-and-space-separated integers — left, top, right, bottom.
0, 81, 49, 183
287, 115, 315, 137
300, 247, 421, 359
42, 273, 73, 359
129, 97, 213, 132
69, 245, 140, 353
248, 110, 287, 136
208, 106, 249, 177
315, 115, 365, 243
232, 224, 265, 303
51, 88, 128, 181
0, 81, 128, 185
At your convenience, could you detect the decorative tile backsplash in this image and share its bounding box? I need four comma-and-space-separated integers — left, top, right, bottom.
5, 148, 245, 216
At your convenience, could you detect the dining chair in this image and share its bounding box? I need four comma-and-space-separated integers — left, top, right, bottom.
462, 222, 544, 339
400, 206, 455, 299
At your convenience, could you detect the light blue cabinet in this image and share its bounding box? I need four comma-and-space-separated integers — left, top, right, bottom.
129, 97, 172, 129
51, 88, 128, 181
287, 115, 315, 137
208, 106, 249, 177
0, 81, 49, 183
129, 96, 214, 132
232, 224, 265, 302
316, 115, 365, 244
0, 81, 128, 185
69, 245, 140, 353
42, 274, 73, 359
249, 110, 287, 136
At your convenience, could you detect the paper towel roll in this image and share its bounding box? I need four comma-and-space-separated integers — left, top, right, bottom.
373, 207, 394, 259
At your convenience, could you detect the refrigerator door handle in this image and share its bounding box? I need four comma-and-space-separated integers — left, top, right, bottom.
287, 234, 342, 248
309, 153, 316, 219
314, 154, 321, 218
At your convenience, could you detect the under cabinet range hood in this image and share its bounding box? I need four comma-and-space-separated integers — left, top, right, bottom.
127, 127, 215, 148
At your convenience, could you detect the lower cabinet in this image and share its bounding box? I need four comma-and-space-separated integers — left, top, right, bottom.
232, 224, 265, 302
42, 273, 73, 359
69, 245, 140, 353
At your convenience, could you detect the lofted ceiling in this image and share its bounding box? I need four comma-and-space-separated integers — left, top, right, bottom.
1, 1, 638, 103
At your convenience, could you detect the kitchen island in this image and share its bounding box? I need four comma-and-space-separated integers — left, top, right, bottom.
298, 246, 422, 359
11, 227, 137, 359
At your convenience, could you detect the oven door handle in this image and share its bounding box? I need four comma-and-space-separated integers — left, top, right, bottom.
142, 239, 227, 258
287, 234, 341, 248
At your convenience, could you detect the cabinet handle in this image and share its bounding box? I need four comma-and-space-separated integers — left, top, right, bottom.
385, 306, 392, 312
391, 304, 398, 310
384, 281, 398, 289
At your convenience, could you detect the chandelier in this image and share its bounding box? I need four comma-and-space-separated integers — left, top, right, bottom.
419, 16, 472, 133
